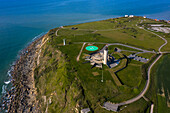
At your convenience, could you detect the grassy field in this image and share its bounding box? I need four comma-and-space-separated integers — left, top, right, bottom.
157, 95, 170, 113
108, 45, 142, 52
42, 34, 149, 110
138, 19, 170, 52
65, 17, 166, 51
96, 29, 164, 51
66, 20, 119, 30
144, 54, 170, 113
155, 54, 170, 113
162, 38, 170, 51
137, 53, 155, 59
34, 17, 170, 112
119, 98, 149, 113
108, 69, 122, 86
117, 65, 142, 87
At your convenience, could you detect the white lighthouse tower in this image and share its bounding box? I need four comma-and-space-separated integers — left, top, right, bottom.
63, 39, 66, 46
103, 48, 108, 65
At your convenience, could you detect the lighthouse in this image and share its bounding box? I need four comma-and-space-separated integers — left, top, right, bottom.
103, 48, 108, 65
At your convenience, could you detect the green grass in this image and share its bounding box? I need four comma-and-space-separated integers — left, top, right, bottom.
162, 38, 170, 52
34, 17, 170, 112
35, 45, 79, 112
157, 95, 170, 113
66, 20, 118, 30
57, 43, 120, 109
119, 98, 149, 113
137, 53, 155, 59
116, 65, 142, 87
144, 54, 170, 113
120, 51, 136, 56
97, 29, 164, 51
112, 54, 121, 59
108, 69, 122, 86
58, 28, 92, 36
155, 54, 170, 113
108, 45, 142, 52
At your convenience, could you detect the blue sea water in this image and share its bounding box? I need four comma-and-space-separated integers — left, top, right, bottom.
0, 0, 170, 97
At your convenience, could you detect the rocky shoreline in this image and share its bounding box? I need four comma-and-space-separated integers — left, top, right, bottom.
0, 35, 46, 113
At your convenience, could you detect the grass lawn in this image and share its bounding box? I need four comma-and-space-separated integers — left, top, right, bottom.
162, 38, 170, 52
108, 45, 142, 52
137, 53, 155, 59
116, 65, 142, 87
97, 29, 164, 51
58, 28, 92, 36
108, 69, 122, 86
157, 95, 170, 113
66, 20, 118, 30
110, 55, 127, 73
120, 51, 136, 56
59, 44, 120, 109
119, 98, 149, 113
34, 17, 170, 112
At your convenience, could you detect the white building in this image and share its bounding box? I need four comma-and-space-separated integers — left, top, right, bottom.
125, 15, 128, 17
143, 16, 146, 18
103, 102, 119, 112
129, 15, 134, 17
81, 108, 90, 113
60, 26, 64, 28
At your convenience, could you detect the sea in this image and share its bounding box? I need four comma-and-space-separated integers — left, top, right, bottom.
0, 0, 170, 98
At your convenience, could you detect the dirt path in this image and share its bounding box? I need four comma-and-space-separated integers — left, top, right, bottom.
77, 42, 86, 61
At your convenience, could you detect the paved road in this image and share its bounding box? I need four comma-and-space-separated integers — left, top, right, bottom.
55, 28, 60, 36
75, 20, 168, 107
150, 104, 154, 113
136, 22, 167, 53
118, 54, 162, 106
117, 20, 168, 106
74, 42, 155, 53
136, 20, 168, 113
74, 20, 168, 108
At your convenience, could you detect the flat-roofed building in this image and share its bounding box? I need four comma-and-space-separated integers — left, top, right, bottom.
103, 102, 119, 112
129, 15, 134, 17
81, 108, 90, 113
125, 15, 128, 17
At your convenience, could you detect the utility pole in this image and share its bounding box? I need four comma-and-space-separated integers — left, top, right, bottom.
101, 66, 103, 82
63, 39, 66, 46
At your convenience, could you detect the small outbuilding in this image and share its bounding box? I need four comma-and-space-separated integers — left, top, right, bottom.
81, 108, 90, 113
103, 102, 119, 112
125, 15, 128, 17
129, 15, 134, 18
